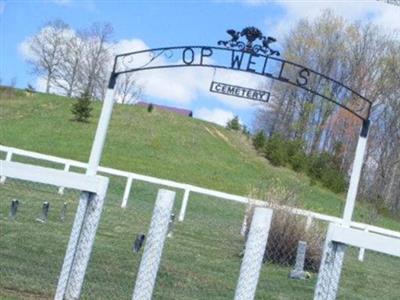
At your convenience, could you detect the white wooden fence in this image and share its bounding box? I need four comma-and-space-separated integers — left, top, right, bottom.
1, 144, 400, 249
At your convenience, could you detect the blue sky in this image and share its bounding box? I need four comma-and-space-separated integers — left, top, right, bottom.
1, 0, 399, 128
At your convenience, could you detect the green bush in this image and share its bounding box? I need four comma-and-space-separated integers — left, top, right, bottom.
252, 130, 266, 152
263, 135, 347, 194
307, 152, 346, 193
226, 116, 241, 131
264, 134, 287, 166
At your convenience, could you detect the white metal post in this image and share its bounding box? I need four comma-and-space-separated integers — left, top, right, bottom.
86, 87, 117, 176
0, 150, 13, 183
121, 176, 133, 208
64, 178, 108, 299
132, 189, 176, 300
58, 162, 71, 195
342, 121, 369, 224
178, 188, 190, 221
56, 79, 117, 299
314, 224, 346, 300
234, 207, 273, 300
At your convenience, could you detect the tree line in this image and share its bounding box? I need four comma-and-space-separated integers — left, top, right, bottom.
24, 19, 141, 103
254, 10, 400, 214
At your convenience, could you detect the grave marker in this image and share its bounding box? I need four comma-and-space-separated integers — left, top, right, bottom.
289, 240, 307, 280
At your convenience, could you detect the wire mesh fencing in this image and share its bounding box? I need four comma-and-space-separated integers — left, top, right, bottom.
1, 167, 398, 300
0, 177, 80, 299
338, 246, 400, 299
240, 204, 327, 299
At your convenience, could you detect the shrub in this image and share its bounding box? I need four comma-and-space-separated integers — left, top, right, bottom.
226, 116, 241, 131
307, 152, 346, 193
71, 91, 92, 122
287, 139, 307, 172
252, 130, 266, 153
147, 103, 154, 113
264, 134, 287, 166
244, 185, 323, 271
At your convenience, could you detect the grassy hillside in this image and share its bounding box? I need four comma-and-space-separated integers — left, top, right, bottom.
0, 89, 399, 299
0, 89, 398, 229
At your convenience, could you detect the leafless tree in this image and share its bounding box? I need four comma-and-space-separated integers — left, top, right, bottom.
27, 20, 69, 93
115, 72, 142, 104
77, 22, 113, 100
52, 34, 84, 97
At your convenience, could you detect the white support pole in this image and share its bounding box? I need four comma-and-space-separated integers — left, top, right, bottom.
58, 162, 71, 195
342, 121, 369, 224
178, 188, 190, 222
64, 181, 108, 299
121, 176, 133, 208
234, 207, 273, 300
357, 228, 369, 262
56, 80, 117, 299
132, 189, 176, 300
86, 86, 117, 176
0, 150, 13, 184
240, 199, 255, 236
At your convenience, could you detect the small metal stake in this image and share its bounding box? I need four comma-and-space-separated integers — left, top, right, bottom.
60, 202, 67, 222
9, 199, 19, 220
36, 201, 50, 223
167, 213, 175, 238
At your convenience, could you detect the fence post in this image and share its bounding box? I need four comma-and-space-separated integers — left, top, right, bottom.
178, 188, 190, 221
121, 176, 133, 208
314, 224, 346, 300
234, 207, 273, 300
358, 228, 369, 261
0, 150, 13, 184
132, 189, 176, 300
55, 177, 109, 300
240, 199, 255, 236
58, 162, 71, 195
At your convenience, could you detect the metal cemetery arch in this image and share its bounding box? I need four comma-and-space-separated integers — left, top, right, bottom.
102, 27, 372, 225
58, 27, 373, 298
109, 45, 372, 123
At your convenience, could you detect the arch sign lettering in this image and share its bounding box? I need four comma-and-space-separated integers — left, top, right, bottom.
89, 26, 372, 227
109, 26, 372, 124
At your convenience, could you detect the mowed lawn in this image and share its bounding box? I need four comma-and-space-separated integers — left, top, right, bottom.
0, 89, 399, 299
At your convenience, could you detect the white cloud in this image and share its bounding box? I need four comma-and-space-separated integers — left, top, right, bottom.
196, 107, 236, 126
35, 77, 47, 92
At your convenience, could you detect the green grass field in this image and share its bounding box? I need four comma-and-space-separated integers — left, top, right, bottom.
0, 90, 399, 299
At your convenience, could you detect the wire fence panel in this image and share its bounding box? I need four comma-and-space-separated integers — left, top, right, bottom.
254, 208, 327, 299
2, 168, 399, 300
338, 246, 400, 299
0, 178, 80, 299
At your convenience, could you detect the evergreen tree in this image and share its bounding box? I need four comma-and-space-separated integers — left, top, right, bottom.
71, 91, 92, 122
226, 115, 241, 131
252, 130, 266, 152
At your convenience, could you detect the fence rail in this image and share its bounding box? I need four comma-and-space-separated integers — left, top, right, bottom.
1, 144, 399, 242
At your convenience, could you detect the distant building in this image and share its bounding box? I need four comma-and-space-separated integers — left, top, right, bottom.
136, 102, 193, 117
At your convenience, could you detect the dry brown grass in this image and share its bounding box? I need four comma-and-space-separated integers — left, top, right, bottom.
245, 184, 324, 271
